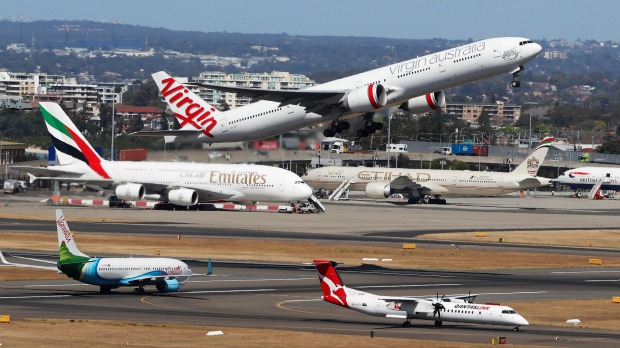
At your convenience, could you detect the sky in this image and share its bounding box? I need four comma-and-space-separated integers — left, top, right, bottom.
4, 0, 619, 41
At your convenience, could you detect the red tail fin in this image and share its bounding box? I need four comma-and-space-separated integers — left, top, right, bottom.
313, 260, 349, 308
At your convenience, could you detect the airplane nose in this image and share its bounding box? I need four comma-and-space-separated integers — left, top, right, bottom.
532, 43, 542, 55
518, 316, 529, 326
300, 183, 313, 198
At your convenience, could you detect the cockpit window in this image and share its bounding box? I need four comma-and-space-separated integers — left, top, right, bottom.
519, 40, 534, 46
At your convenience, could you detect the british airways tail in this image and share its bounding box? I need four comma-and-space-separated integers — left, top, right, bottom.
512, 137, 554, 176
39, 102, 111, 179
152, 71, 221, 138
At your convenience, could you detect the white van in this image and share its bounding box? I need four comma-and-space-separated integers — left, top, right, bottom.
386, 144, 408, 153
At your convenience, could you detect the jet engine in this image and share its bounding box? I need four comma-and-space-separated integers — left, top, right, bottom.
400, 91, 446, 114
342, 83, 387, 113
365, 182, 391, 199
156, 279, 180, 293
167, 188, 199, 206
115, 183, 145, 200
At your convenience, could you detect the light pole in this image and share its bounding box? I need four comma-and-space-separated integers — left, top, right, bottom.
387, 114, 391, 168
110, 84, 116, 161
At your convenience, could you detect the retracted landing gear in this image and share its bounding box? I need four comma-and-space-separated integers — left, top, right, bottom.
323, 120, 350, 137
511, 65, 524, 88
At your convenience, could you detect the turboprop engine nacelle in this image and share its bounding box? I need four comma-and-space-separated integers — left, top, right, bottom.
342, 83, 387, 113
167, 188, 199, 206
400, 91, 446, 114
115, 183, 145, 200
365, 182, 391, 199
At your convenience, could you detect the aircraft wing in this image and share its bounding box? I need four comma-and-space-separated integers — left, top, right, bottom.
186, 82, 345, 113
129, 129, 202, 137
377, 296, 422, 304
390, 176, 450, 194
0, 251, 59, 271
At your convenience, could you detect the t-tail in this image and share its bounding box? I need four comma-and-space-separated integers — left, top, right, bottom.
512, 137, 554, 176
56, 209, 90, 263
313, 260, 355, 308
152, 71, 222, 138
39, 102, 111, 179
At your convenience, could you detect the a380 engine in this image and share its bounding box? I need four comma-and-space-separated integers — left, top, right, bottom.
115, 183, 145, 200
342, 83, 387, 113
365, 182, 391, 199
167, 188, 199, 206
400, 91, 446, 114
156, 279, 179, 293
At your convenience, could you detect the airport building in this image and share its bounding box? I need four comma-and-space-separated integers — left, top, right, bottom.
444, 101, 522, 126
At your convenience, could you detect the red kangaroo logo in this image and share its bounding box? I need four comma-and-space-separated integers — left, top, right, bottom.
160, 77, 218, 138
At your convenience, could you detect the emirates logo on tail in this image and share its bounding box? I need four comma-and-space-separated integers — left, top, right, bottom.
159, 77, 218, 138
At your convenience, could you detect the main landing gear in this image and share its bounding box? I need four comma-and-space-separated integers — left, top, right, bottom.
356, 113, 383, 138
323, 120, 350, 137
511, 65, 524, 88
133, 286, 146, 295
402, 320, 412, 327
99, 286, 112, 294
513, 327, 520, 332
434, 320, 443, 327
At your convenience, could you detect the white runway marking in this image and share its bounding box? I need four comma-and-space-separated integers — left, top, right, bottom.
25, 284, 89, 288
477, 291, 547, 295
190, 277, 315, 283
552, 270, 620, 274
584, 279, 620, 282
183, 288, 276, 294
0, 295, 72, 299
358, 283, 462, 289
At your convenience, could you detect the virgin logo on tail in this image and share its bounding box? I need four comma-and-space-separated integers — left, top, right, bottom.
57, 216, 72, 243
160, 77, 218, 138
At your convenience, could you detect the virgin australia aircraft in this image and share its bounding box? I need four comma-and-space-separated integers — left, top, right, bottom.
314, 260, 529, 331
133, 37, 541, 143
303, 137, 553, 204
19, 102, 322, 210
0, 209, 205, 294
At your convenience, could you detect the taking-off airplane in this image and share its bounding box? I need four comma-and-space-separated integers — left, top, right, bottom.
303, 137, 554, 204
314, 260, 529, 331
18, 102, 322, 210
133, 37, 542, 144
0, 209, 206, 294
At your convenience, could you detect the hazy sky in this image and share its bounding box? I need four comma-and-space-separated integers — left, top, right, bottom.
6, 0, 618, 41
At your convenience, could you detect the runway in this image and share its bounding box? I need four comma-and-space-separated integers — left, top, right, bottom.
1, 193, 620, 346
1, 259, 620, 347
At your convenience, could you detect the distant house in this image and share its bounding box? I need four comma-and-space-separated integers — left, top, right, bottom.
114, 104, 163, 132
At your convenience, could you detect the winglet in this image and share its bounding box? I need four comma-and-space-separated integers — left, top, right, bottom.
0, 251, 12, 266
56, 209, 90, 261
313, 260, 350, 308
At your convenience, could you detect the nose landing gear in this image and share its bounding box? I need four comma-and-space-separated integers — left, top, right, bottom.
511, 65, 524, 88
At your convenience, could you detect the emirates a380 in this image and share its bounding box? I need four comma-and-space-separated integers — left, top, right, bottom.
134, 37, 541, 144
